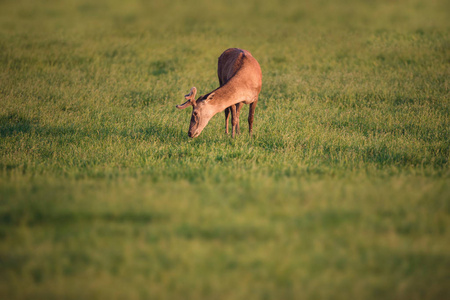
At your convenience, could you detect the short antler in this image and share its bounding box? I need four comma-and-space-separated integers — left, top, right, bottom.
176, 87, 197, 109
185, 87, 197, 101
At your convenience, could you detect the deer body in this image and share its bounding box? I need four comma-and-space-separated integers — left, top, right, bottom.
176, 48, 262, 138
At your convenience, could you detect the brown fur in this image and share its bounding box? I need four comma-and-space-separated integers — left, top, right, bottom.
176, 48, 262, 138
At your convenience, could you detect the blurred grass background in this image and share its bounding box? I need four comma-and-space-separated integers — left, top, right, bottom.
0, 0, 449, 299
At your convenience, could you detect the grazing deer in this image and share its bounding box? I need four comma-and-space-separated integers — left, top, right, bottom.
176, 48, 262, 138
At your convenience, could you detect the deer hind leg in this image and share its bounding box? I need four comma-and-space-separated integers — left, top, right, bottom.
225, 107, 230, 134
248, 99, 258, 137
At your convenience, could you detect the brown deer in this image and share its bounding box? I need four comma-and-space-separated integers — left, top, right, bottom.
176, 48, 262, 138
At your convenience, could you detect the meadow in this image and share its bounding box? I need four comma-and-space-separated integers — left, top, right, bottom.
0, 0, 449, 299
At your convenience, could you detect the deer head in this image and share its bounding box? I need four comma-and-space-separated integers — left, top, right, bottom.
176, 87, 215, 138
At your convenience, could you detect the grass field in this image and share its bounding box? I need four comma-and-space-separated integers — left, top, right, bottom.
1, 0, 449, 299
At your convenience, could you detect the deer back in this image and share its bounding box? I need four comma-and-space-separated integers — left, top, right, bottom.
217, 48, 262, 93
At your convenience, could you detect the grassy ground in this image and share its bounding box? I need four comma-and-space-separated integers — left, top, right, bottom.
1, 0, 449, 299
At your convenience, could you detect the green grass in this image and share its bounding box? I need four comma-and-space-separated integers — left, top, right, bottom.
1, 0, 449, 299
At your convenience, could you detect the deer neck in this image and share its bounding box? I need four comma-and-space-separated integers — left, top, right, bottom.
207, 83, 240, 114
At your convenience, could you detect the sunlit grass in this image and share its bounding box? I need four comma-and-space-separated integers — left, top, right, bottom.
0, 0, 449, 299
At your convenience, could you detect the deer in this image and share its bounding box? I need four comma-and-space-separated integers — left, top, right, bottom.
176, 48, 262, 138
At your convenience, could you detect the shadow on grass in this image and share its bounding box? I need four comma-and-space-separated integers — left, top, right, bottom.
0, 208, 168, 226
0, 112, 185, 143
0, 113, 36, 137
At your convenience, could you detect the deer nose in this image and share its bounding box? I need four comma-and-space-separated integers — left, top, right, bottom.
188, 131, 192, 138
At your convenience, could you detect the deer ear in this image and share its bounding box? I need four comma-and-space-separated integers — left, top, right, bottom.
205, 92, 215, 102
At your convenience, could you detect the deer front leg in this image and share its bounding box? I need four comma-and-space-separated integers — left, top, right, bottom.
248, 99, 258, 137
235, 102, 243, 135
231, 105, 237, 138
225, 107, 230, 134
